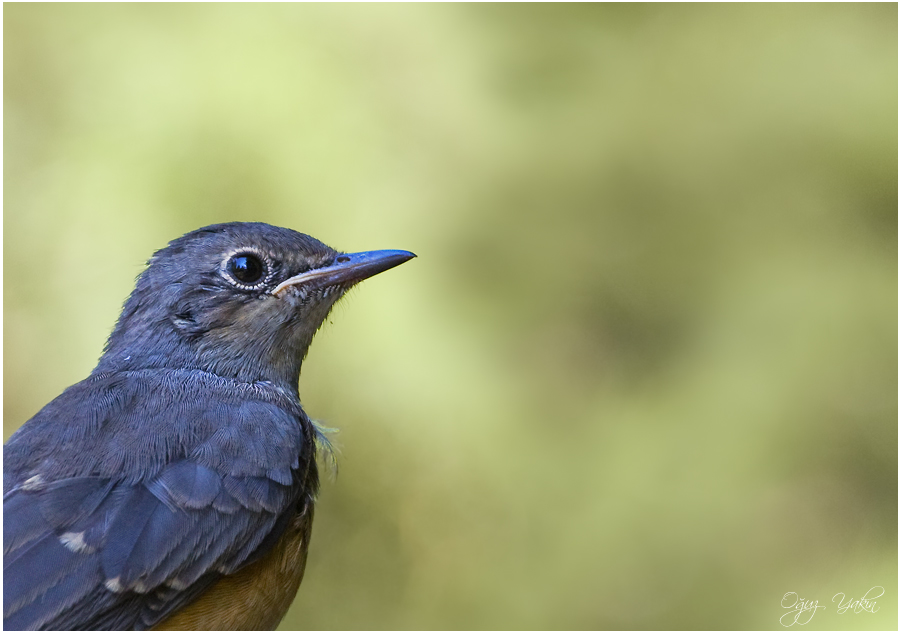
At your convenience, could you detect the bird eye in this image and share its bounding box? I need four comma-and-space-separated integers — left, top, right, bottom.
227, 253, 266, 286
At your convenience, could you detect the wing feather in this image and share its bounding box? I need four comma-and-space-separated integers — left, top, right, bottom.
2, 369, 316, 631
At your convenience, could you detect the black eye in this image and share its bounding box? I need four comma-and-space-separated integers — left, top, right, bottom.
227, 253, 266, 285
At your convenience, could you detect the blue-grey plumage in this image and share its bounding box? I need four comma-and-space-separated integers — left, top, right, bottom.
3, 222, 415, 630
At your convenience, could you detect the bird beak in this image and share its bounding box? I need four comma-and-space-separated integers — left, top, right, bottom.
272, 249, 416, 297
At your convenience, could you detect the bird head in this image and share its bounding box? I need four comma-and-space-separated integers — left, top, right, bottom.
96, 222, 414, 391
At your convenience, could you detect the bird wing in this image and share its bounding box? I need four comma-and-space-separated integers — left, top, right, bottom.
3, 370, 317, 631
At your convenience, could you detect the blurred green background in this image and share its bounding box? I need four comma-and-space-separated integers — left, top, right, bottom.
4, 3, 897, 630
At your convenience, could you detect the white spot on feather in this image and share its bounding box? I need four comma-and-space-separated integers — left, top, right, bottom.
60, 531, 95, 554
105, 577, 124, 593
22, 475, 44, 491
167, 577, 188, 591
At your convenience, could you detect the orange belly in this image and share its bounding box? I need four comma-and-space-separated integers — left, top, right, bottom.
154, 508, 313, 631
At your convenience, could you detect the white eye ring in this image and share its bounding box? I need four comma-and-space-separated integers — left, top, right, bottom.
220, 248, 275, 290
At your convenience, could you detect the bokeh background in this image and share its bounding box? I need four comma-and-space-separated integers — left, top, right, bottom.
4, 3, 897, 630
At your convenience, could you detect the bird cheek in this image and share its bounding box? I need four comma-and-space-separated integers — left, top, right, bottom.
276, 286, 310, 309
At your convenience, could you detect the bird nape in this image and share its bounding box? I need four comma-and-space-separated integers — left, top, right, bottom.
3, 222, 415, 630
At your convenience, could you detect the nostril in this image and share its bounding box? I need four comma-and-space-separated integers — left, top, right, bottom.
336, 256, 350, 263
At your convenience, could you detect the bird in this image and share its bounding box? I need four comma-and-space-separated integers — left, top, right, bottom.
3, 222, 415, 630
